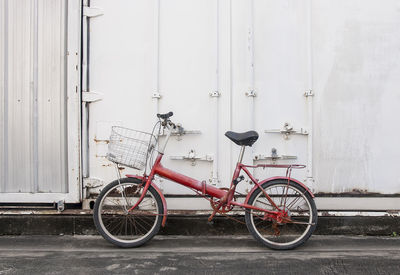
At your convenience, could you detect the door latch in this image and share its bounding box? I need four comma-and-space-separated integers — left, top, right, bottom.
170, 150, 213, 166
253, 148, 297, 161
265, 122, 308, 140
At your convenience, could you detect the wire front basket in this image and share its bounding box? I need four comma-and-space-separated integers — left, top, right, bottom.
107, 126, 157, 170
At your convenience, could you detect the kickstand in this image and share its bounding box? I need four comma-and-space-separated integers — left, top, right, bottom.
208, 209, 218, 222
208, 202, 222, 222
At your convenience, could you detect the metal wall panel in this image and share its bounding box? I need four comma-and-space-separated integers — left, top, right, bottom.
37, 0, 68, 193
312, 0, 400, 194
157, 0, 218, 193
87, 0, 221, 195
86, 0, 400, 210
0, 0, 68, 196
0, 0, 5, 192
86, 0, 313, 196
231, 0, 310, 194
4, 0, 34, 193
86, 0, 159, 193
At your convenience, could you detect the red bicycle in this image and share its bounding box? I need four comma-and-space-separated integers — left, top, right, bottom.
93, 112, 317, 250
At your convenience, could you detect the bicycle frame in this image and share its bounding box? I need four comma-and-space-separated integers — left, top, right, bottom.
127, 124, 313, 225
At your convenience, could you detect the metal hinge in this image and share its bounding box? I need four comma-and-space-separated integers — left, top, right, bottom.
57, 200, 65, 212
245, 90, 256, 97
304, 89, 314, 97
82, 91, 103, 103
152, 92, 161, 99
209, 91, 221, 97
265, 122, 308, 140
170, 150, 213, 166
83, 6, 104, 18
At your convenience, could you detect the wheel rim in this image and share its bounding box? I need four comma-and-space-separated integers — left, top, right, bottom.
98, 183, 159, 244
249, 184, 313, 247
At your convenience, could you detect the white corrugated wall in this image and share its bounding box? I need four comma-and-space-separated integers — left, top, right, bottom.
0, 0, 81, 203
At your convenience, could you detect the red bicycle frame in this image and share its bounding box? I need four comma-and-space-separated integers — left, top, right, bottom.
128, 152, 311, 224
125, 122, 314, 226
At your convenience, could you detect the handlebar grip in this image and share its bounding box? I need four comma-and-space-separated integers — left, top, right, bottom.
157, 112, 173, 119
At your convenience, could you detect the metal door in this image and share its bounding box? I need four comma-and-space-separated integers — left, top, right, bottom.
84, 0, 311, 208
0, 0, 81, 203
84, 0, 220, 198
85, 0, 400, 211
230, 0, 312, 196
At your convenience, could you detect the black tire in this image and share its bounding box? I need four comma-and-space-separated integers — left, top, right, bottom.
245, 179, 317, 250
93, 177, 163, 248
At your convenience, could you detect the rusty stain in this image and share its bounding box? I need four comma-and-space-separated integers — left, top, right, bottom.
118, 166, 125, 170
315, 190, 386, 196
350, 188, 373, 194
109, 186, 138, 196
320, 211, 334, 216
0, 209, 92, 215
317, 190, 400, 197
94, 138, 109, 144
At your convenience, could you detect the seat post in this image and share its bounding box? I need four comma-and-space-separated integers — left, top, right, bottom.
237, 146, 246, 163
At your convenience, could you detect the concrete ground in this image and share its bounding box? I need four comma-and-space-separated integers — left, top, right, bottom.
0, 235, 399, 274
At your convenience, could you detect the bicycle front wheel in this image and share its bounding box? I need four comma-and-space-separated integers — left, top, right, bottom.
93, 178, 163, 248
245, 179, 317, 250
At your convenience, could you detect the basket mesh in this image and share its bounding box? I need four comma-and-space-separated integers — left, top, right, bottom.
107, 126, 157, 170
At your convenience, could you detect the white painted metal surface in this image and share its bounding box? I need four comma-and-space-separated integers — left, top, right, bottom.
312, 0, 400, 194
0, 0, 81, 203
86, 0, 220, 195
3, 1, 399, 211
85, 0, 400, 208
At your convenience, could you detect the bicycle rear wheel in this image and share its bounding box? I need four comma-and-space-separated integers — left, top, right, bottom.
93, 178, 163, 248
245, 179, 317, 250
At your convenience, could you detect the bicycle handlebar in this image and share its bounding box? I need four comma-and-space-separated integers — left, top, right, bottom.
156, 112, 173, 120
157, 112, 175, 129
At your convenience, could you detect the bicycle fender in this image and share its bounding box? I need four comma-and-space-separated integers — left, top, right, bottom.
244, 176, 314, 204
126, 174, 168, 227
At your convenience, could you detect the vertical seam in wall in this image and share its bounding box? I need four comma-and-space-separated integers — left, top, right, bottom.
156, 0, 160, 97
248, 0, 256, 172
85, 0, 91, 178
153, 0, 161, 160
228, 0, 233, 177
32, 0, 39, 193
3, 0, 9, 193
306, 0, 314, 188
250, 0, 255, 137
214, 0, 220, 184
81, 0, 90, 181
249, 0, 255, 114
63, 0, 69, 193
